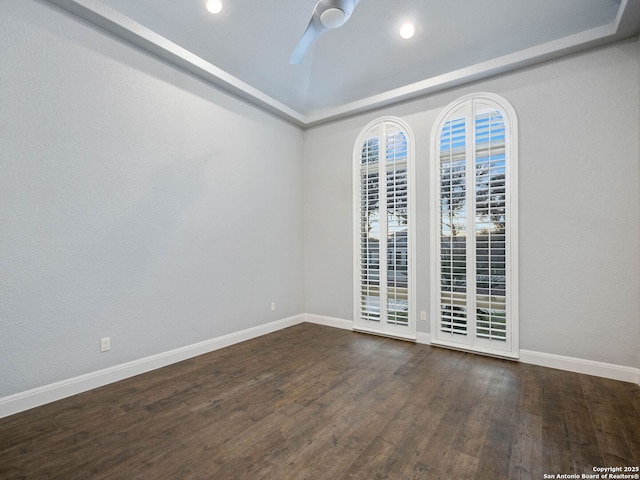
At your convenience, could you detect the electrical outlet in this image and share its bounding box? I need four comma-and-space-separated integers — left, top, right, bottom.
420, 311, 427, 321
100, 337, 110, 352
271, 302, 276, 312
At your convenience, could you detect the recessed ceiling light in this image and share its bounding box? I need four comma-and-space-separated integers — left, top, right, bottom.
399, 22, 416, 40
206, 0, 223, 15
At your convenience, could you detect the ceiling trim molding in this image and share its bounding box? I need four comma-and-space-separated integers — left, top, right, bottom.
42, 0, 640, 128
304, 24, 617, 127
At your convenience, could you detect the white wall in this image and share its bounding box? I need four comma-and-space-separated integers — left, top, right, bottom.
304, 39, 640, 369
0, 0, 305, 398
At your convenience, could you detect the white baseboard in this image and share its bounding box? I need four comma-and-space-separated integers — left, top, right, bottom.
2, 314, 638, 419
304, 313, 353, 330
0, 314, 305, 419
519, 349, 640, 385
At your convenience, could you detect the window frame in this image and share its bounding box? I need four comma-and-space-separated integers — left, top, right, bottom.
353, 116, 417, 340
429, 93, 519, 358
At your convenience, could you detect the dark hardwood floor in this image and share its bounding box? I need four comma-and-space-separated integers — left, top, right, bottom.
1, 323, 639, 479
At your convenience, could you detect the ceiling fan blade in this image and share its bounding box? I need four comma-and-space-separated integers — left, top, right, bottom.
289, 17, 327, 64
289, 0, 359, 65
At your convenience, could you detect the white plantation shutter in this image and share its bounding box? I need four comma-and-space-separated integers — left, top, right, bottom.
431, 94, 518, 358
359, 134, 381, 323
355, 118, 415, 339
385, 129, 409, 327
439, 116, 469, 338
474, 110, 507, 342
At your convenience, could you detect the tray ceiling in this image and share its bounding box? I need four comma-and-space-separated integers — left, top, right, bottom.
43, 0, 640, 126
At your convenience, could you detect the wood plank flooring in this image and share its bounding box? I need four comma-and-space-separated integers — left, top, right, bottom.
1, 323, 639, 479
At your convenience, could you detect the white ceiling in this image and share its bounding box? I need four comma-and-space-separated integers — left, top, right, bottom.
44, 0, 640, 126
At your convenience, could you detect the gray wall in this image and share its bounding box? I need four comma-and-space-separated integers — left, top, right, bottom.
303, 39, 640, 369
0, 1, 304, 397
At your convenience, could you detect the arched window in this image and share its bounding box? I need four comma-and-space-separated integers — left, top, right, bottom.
353, 117, 416, 340
430, 93, 519, 358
